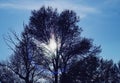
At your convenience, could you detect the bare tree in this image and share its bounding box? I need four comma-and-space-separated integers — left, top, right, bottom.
4, 29, 44, 83
26, 6, 101, 83
0, 61, 22, 83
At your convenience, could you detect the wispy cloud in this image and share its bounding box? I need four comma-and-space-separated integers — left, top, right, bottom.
44, 0, 99, 18
0, 0, 99, 18
0, 2, 42, 10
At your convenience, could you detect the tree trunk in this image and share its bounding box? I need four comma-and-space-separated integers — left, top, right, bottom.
60, 72, 66, 83
25, 76, 30, 83
54, 73, 58, 83
54, 60, 59, 83
25, 80, 29, 83
54, 56, 59, 83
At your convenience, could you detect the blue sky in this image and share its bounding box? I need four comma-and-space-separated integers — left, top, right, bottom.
0, 0, 120, 63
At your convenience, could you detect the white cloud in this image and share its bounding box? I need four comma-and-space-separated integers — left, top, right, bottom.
44, 0, 99, 18
0, 2, 42, 10
0, 0, 99, 18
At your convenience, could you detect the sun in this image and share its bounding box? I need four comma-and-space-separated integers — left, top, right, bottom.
33, 33, 60, 57
48, 34, 57, 53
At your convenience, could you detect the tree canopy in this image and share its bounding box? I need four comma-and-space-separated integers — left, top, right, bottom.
26, 6, 101, 83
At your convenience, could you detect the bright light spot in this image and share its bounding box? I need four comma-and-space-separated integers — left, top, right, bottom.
33, 33, 61, 57
48, 34, 57, 53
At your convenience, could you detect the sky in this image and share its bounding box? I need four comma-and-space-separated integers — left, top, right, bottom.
0, 0, 120, 63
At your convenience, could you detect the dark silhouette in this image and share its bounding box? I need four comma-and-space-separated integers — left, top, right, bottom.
26, 7, 101, 83
0, 6, 120, 83
2, 30, 44, 83
62, 55, 120, 83
0, 63, 21, 83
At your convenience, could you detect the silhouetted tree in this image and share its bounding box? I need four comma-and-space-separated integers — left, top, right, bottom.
0, 62, 21, 83
3, 30, 44, 83
26, 6, 101, 83
63, 56, 120, 83
62, 55, 99, 83
117, 61, 120, 82
97, 59, 119, 83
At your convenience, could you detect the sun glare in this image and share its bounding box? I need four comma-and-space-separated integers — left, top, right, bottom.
34, 33, 60, 57
48, 34, 57, 53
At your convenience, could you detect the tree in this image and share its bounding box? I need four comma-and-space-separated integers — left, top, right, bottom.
0, 63, 20, 83
117, 61, 120, 82
62, 55, 99, 83
4, 30, 44, 83
60, 55, 120, 83
26, 6, 101, 83
97, 59, 119, 83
